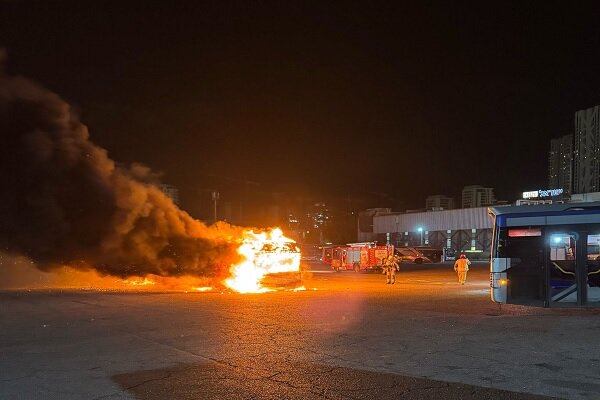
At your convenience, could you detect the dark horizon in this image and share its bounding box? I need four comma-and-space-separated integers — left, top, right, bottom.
2, 1, 600, 214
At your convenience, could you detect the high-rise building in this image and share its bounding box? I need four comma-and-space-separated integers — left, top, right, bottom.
425, 195, 454, 211
574, 105, 600, 193
461, 185, 495, 208
548, 134, 573, 194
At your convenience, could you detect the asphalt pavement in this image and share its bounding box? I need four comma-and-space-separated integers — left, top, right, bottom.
1, 262, 600, 399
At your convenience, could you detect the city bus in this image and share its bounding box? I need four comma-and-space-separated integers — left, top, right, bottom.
489, 202, 600, 307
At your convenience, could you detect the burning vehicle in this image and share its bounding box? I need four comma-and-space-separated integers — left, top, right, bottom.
0, 62, 303, 295
224, 229, 302, 293
256, 241, 302, 290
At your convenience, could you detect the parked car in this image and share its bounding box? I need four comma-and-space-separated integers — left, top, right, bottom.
394, 247, 432, 264
413, 246, 443, 262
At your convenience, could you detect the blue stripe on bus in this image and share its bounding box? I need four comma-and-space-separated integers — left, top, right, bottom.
496, 208, 600, 227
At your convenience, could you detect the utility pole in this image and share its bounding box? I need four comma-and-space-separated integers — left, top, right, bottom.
212, 190, 220, 223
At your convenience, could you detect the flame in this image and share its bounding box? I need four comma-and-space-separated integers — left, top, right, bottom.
121, 277, 156, 286
224, 228, 301, 293
194, 286, 213, 292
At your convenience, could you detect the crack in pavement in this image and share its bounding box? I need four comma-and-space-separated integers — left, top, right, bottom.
123, 373, 172, 391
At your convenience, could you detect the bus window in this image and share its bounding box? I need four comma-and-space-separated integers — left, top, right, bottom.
550, 234, 574, 261
587, 235, 600, 261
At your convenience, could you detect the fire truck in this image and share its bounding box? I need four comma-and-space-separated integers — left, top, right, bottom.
321, 242, 394, 272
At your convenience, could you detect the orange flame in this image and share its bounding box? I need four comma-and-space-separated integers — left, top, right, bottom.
193, 286, 213, 292
122, 277, 156, 286
224, 228, 301, 293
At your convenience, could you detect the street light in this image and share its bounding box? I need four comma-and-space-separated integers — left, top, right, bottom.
211, 190, 220, 223
417, 226, 424, 246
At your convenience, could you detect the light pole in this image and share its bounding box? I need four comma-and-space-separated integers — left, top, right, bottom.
417, 227, 424, 246
211, 190, 220, 223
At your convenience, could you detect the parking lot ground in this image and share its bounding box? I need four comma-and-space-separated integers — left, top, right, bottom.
114, 360, 557, 400
1, 261, 599, 399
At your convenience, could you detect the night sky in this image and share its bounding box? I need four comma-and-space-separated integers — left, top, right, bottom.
2, 1, 600, 212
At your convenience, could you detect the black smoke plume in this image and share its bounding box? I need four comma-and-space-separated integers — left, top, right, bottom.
0, 68, 240, 278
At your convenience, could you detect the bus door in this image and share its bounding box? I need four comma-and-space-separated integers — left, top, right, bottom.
585, 233, 600, 305
496, 227, 545, 306
547, 233, 579, 306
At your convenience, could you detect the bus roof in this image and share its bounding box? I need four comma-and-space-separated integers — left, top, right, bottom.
489, 202, 600, 228
488, 201, 600, 218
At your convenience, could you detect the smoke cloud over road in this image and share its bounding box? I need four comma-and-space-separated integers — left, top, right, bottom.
0, 65, 240, 279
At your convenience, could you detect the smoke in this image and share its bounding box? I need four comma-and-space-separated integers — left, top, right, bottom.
0, 67, 241, 279
0, 49, 6, 71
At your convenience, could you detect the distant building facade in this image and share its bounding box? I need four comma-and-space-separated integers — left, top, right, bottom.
371, 207, 493, 257
574, 105, 600, 193
461, 185, 495, 208
548, 134, 573, 194
425, 195, 454, 211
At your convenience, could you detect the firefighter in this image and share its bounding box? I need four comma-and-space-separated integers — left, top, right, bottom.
382, 254, 400, 284
453, 253, 471, 284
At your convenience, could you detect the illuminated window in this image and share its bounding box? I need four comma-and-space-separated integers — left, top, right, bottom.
550, 234, 574, 261
508, 228, 542, 237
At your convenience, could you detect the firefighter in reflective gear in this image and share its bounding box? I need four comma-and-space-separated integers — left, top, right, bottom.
453, 253, 471, 284
382, 255, 400, 284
